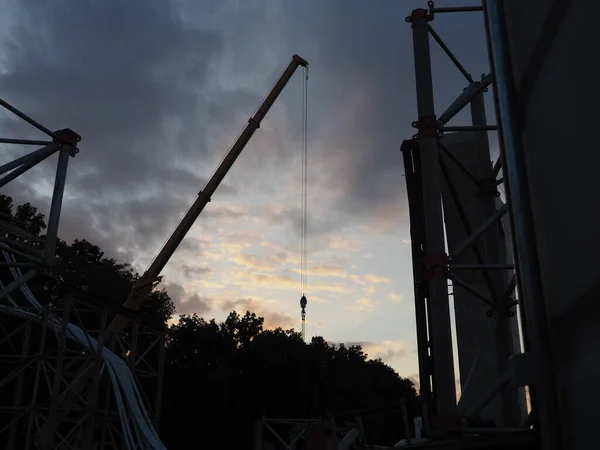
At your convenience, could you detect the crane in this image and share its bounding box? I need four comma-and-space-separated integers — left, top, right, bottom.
112, 53, 308, 333
36, 53, 308, 449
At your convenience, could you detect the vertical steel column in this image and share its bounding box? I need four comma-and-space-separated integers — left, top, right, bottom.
483, 0, 561, 447
44, 296, 72, 449
254, 418, 264, 450
6, 322, 32, 449
402, 139, 432, 412
410, 11, 457, 415
25, 307, 49, 449
83, 309, 108, 449
154, 333, 166, 431
44, 146, 71, 264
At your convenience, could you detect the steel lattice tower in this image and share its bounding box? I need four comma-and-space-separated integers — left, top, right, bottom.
0, 97, 166, 449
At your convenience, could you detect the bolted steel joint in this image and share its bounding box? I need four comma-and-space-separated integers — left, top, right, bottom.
53, 128, 81, 156
475, 177, 501, 198
248, 117, 261, 129
420, 252, 448, 279
411, 115, 439, 140
405, 7, 433, 23
487, 298, 517, 317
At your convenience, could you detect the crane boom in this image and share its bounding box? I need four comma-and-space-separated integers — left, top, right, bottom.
112, 53, 308, 330
35, 54, 308, 447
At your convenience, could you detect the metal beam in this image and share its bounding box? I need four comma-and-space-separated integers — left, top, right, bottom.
0, 269, 37, 300
449, 204, 507, 258
0, 144, 58, 175
0, 149, 57, 189
450, 264, 514, 270
431, 6, 483, 13
0, 138, 53, 146
0, 97, 57, 139
484, 1, 561, 447
442, 125, 497, 132
44, 147, 71, 263
411, 12, 457, 416
428, 24, 473, 83
438, 73, 493, 125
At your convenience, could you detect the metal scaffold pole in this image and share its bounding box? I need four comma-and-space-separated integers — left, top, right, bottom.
483, 1, 561, 447
408, 7, 457, 417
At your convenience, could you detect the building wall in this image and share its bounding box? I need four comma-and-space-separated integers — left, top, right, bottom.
503, 1, 600, 448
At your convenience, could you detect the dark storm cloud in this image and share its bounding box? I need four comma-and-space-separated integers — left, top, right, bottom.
0, 0, 233, 259
271, 0, 491, 231
181, 264, 213, 279
174, 293, 212, 316
164, 282, 212, 316
0, 0, 491, 263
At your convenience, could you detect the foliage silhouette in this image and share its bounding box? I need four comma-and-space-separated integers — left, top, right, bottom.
161, 310, 419, 448
0, 195, 419, 448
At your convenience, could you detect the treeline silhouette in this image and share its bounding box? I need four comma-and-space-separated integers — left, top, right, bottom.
0, 195, 419, 448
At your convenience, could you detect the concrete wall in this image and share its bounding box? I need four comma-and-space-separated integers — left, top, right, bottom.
503, 1, 600, 448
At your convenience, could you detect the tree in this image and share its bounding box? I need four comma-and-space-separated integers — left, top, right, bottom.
0, 195, 175, 325
160, 310, 420, 448
14, 202, 46, 236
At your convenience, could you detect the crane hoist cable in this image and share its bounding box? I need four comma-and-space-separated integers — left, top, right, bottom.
300, 64, 309, 342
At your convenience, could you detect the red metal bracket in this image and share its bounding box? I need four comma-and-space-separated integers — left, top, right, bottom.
412, 115, 439, 140
54, 128, 81, 145
405, 8, 433, 23
420, 252, 448, 279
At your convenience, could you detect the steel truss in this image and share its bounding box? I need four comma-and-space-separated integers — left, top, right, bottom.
0, 97, 165, 448
0, 295, 165, 449
403, 0, 536, 437
254, 416, 361, 450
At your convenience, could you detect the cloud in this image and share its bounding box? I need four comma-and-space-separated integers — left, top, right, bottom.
364, 274, 391, 284
203, 205, 247, 224
219, 297, 296, 330
181, 264, 213, 279
175, 293, 212, 316
387, 291, 404, 303
345, 298, 380, 313
252, 273, 297, 287
325, 338, 408, 364
220, 231, 258, 249
308, 264, 344, 277
327, 236, 360, 251
0, 0, 235, 262
165, 282, 212, 316
231, 252, 289, 271
361, 339, 408, 362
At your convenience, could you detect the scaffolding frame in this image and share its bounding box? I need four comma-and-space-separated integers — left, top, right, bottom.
0, 295, 165, 449
0, 96, 166, 448
254, 416, 358, 450
403, 0, 534, 435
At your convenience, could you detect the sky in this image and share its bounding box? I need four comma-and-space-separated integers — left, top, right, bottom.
0, 0, 493, 385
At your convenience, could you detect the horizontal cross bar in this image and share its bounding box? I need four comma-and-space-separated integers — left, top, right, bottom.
431, 6, 483, 13
450, 264, 514, 270
0, 138, 54, 146
441, 125, 497, 132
